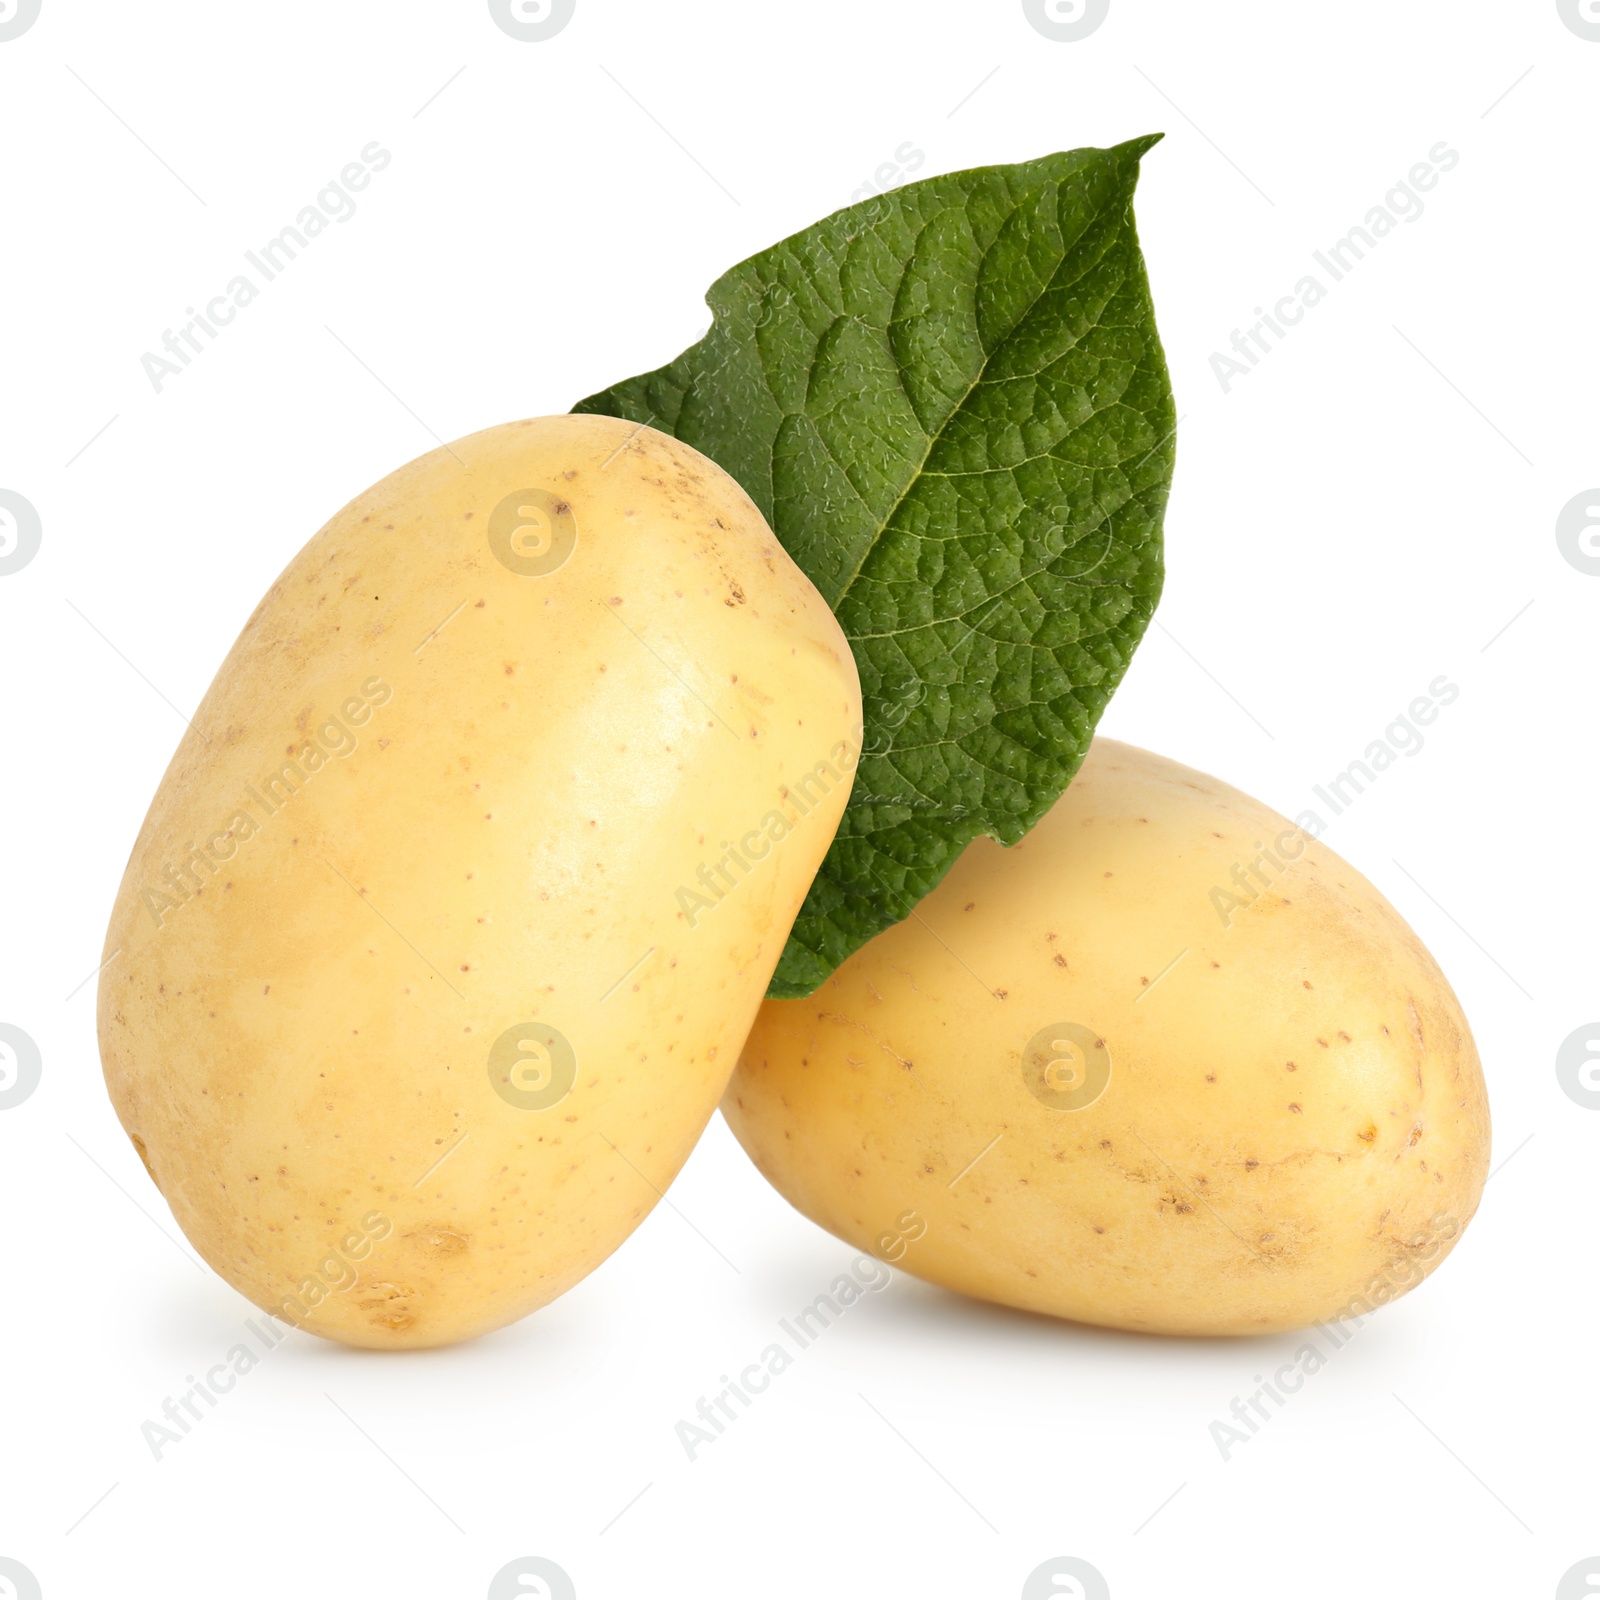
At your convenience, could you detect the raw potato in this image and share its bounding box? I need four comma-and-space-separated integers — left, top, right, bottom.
723, 738, 1490, 1336
99, 415, 860, 1349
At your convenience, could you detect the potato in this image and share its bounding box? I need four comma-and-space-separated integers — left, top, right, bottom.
723, 738, 1490, 1335
99, 415, 860, 1349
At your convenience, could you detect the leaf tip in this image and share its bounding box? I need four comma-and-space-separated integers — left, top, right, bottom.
1119, 131, 1165, 162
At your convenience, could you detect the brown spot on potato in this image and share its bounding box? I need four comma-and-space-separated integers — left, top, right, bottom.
408, 1228, 469, 1257
129, 1134, 155, 1182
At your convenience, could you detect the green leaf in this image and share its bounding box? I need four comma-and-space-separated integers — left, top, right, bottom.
575, 137, 1175, 998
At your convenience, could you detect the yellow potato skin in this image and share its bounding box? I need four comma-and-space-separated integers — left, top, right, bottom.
99, 415, 860, 1349
723, 738, 1490, 1336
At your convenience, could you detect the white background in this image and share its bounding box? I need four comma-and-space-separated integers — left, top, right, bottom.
1, 2, 1594, 1596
